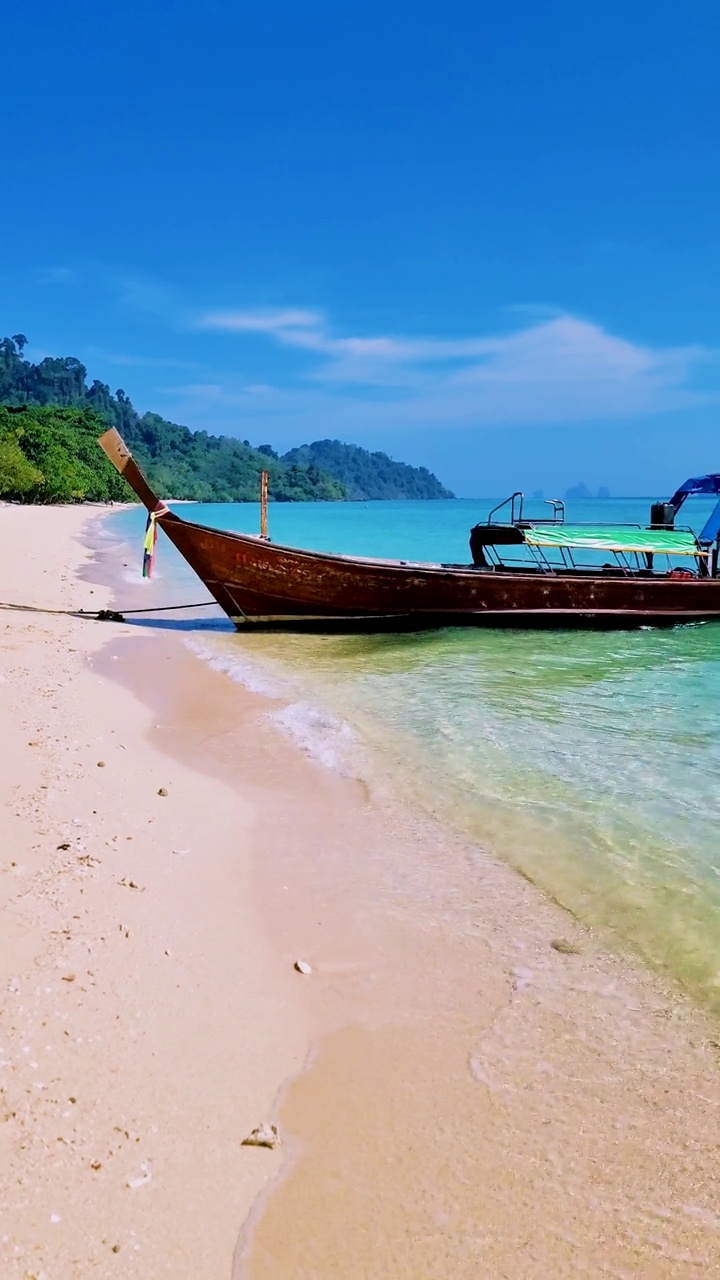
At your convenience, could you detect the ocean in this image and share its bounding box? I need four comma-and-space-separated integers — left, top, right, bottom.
108, 495, 720, 1007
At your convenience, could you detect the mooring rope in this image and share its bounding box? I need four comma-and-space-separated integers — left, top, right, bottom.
0, 600, 218, 622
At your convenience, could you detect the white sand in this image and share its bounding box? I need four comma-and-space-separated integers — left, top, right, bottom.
0, 506, 307, 1278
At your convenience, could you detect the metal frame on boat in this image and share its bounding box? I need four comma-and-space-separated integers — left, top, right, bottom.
99, 428, 720, 631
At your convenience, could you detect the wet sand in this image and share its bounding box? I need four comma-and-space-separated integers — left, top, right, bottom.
97, 561, 720, 1276
2, 505, 720, 1278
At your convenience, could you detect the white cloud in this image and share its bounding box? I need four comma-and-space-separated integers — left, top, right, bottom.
198, 308, 323, 337
193, 305, 716, 427
198, 305, 504, 364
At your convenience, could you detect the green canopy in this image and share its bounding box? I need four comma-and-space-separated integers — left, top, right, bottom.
523, 525, 706, 557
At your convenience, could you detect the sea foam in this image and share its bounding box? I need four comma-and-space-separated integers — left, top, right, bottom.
270, 701, 359, 775
184, 638, 289, 698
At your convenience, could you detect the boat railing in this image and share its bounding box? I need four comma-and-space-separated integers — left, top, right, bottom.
487, 491, 525, 525
544, 498, 565, 522
485, 491, 703, 541
487, 492, 568, 526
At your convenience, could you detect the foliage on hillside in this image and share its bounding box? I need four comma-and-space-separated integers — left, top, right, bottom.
0, 336, 452, 502
108, 410, 347, 503
0, 336, 345, 503
283, 438, 454, 500
0, 404, 130, 503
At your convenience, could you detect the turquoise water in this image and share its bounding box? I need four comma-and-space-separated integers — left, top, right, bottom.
109, 496, 720, 1005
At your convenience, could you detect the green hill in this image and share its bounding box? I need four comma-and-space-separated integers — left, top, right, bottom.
0, 335, 452, 504
282, 439, 454, 500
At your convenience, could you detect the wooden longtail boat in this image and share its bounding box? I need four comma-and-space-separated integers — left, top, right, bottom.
100, 428, 720, 630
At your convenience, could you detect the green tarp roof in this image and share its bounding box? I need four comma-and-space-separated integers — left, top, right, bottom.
523, 525, 706, 557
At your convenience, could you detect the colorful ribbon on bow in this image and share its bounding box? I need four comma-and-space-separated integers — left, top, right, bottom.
142, 504, 168, 578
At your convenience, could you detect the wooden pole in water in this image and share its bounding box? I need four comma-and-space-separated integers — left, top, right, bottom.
260, 470, 269, 540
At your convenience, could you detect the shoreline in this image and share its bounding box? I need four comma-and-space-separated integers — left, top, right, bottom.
3, 505, 720, 1277
107, 630, 720, 1278
95, 514, 720, 1277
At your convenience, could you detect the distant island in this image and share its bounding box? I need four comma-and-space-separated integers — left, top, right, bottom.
565, 482, 611, 500
0, 335, 454, 504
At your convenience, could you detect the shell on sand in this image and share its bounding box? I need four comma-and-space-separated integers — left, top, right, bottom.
242, 1123, 281, 1149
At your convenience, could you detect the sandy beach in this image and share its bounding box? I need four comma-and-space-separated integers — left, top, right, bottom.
3, 504, 720, 1279
0, 506, 308, 1278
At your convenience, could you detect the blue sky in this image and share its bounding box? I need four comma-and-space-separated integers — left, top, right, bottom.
2, 0, 719, 496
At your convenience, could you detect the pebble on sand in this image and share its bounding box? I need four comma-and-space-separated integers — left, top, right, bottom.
294, 959, 312, 975
126, 1161, 152, 1189
241, 1122, 281, 1149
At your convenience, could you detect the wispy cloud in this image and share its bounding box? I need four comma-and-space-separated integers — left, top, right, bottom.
198, 305, 511, 364
31, 263, 716, 436
199, 308, 322, 335
193, 305, 718, 427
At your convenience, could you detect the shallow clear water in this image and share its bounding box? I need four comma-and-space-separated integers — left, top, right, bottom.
110, 496, 720, 1004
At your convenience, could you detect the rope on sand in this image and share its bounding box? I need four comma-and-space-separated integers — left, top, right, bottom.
0, 600, 218, 622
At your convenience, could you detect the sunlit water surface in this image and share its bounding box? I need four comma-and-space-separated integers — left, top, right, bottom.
109, 496, 720, 1004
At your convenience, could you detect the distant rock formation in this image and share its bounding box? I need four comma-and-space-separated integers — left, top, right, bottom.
564, 483, 611, 500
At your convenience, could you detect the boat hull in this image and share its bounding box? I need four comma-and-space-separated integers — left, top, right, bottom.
161, 513, 720, 631
96, 430, 720, 631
